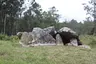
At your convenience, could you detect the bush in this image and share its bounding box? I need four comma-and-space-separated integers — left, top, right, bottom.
88, 38, 96, 48
10, 35, 19, 41
0, 34, 10, 40
80, 35, 96, 48
0, 34, 19, 41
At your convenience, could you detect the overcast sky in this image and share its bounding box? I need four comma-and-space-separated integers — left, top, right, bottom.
25, 0, 90, 22
35, 0, 90, 22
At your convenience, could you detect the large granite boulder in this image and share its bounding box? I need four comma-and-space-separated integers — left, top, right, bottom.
43, 26, 57, 39
19, 32, 33, 47
57, 27, 82, 46
58, 27, 76, 35
31, 27, 56, 44
43, 26, 56, 34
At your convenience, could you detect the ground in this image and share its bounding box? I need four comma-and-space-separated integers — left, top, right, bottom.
0, 35, 96, 64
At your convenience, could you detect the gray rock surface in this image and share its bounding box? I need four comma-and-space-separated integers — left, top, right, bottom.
17, 32, 23, 39
56, 34, 63, 45
43, 26, 56, 34
59, 27, 76, 34
79, 45, 91, 49
31, 27, 56, 44
69, 39, 78, 46
19, 32, 33, 47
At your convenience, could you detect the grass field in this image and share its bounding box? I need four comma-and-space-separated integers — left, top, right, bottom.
0, 35, 96, 64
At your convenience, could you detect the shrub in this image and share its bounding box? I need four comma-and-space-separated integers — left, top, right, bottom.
80, 35, 96, 48
10, 35, 19, 41
0, 34, 10, 40
88, 38, 96, 48
0, 34, 19, 41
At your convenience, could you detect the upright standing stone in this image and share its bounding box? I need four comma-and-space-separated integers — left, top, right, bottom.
19, 32, 33, 47
56, 34, 63, 45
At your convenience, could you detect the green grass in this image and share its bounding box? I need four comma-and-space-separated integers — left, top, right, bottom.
0, 35, 96, 64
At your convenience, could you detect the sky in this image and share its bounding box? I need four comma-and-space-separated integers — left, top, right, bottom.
25, 0, 90, 22
35, 0, 90, 22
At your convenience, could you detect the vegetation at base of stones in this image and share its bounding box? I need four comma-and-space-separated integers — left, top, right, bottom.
0, 34, 19, 41
0, 35, 96, 64
80, 35, 96, 48
0, 34, 9, 40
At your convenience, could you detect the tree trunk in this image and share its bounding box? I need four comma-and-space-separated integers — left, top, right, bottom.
4, 15, 6, 34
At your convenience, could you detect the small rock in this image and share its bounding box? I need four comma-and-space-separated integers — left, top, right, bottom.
79, 45, 91, 49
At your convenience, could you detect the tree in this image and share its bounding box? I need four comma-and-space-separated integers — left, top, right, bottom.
83, 0, 96, 35
41, 6, 60, 28
0, 0, 24, 35
15, 0, 43, 32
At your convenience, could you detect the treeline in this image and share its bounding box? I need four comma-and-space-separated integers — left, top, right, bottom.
0, 0, 94, 35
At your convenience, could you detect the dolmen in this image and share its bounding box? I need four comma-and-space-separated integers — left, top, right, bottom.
17, 26, 91, 49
